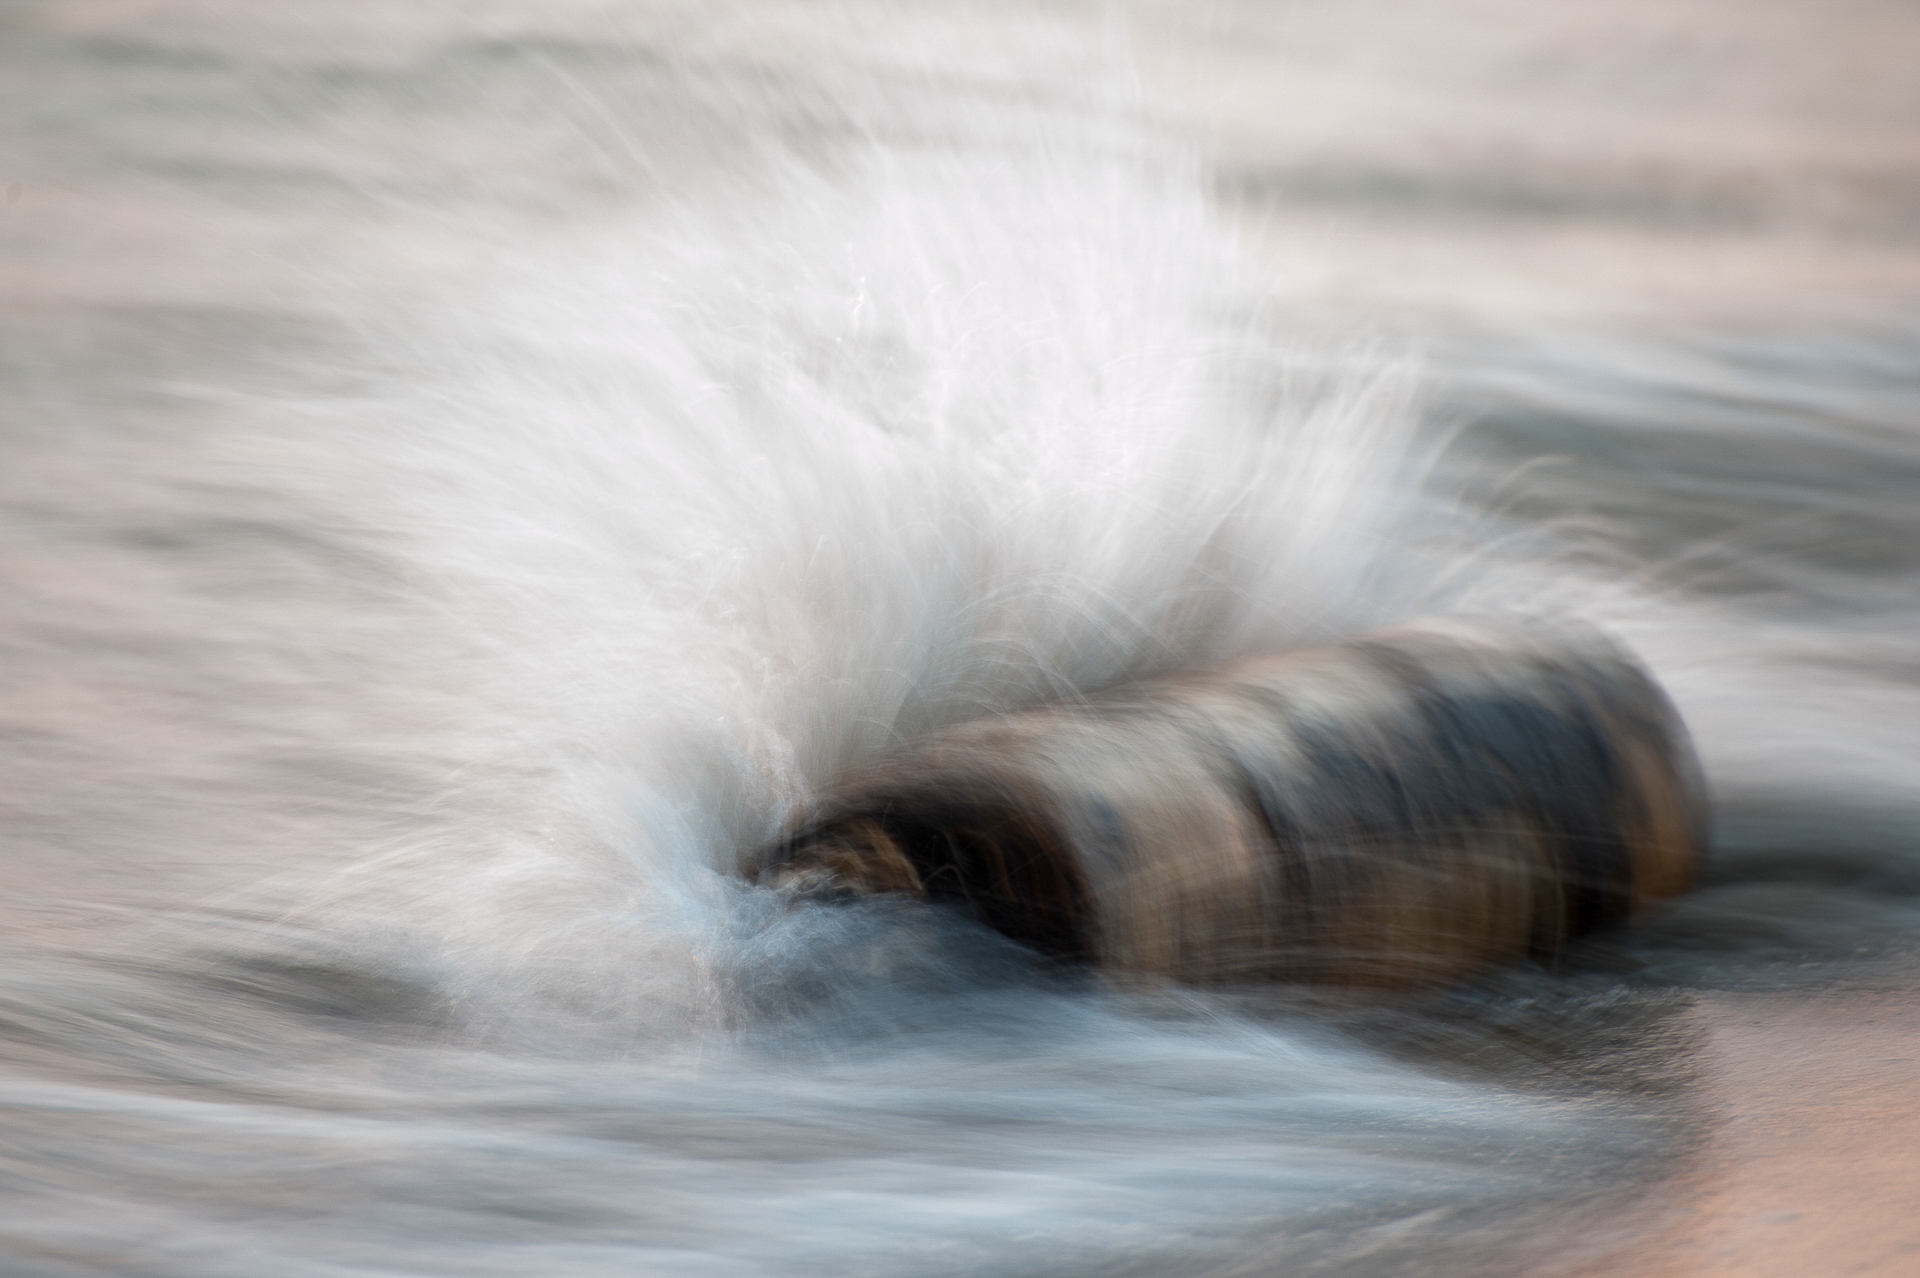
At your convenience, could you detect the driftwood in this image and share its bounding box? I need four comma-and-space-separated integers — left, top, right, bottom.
748, 620, 1706, 987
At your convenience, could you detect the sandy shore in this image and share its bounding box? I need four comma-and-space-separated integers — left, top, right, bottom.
1542, 985, 1920, 1277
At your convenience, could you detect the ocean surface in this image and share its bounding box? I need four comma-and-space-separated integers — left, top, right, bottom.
3, 3, 1917, 1275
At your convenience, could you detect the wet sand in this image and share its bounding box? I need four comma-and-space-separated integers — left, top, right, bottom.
1548, 985, 1920, 1277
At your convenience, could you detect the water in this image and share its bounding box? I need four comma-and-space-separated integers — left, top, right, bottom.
3, 3, 1917, 1274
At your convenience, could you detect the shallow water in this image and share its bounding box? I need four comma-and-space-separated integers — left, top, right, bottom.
3, 3, 1918, 1275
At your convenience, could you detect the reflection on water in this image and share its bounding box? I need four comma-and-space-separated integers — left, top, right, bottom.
2, 3, 1916, 1275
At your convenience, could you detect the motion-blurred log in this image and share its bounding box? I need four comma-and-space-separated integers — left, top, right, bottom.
749, 620, 1706, 988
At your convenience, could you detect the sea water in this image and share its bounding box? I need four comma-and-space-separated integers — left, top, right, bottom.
3, 4, 1916, 1275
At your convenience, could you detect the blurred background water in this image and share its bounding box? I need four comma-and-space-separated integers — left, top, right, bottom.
2, 3, 1917, 1275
